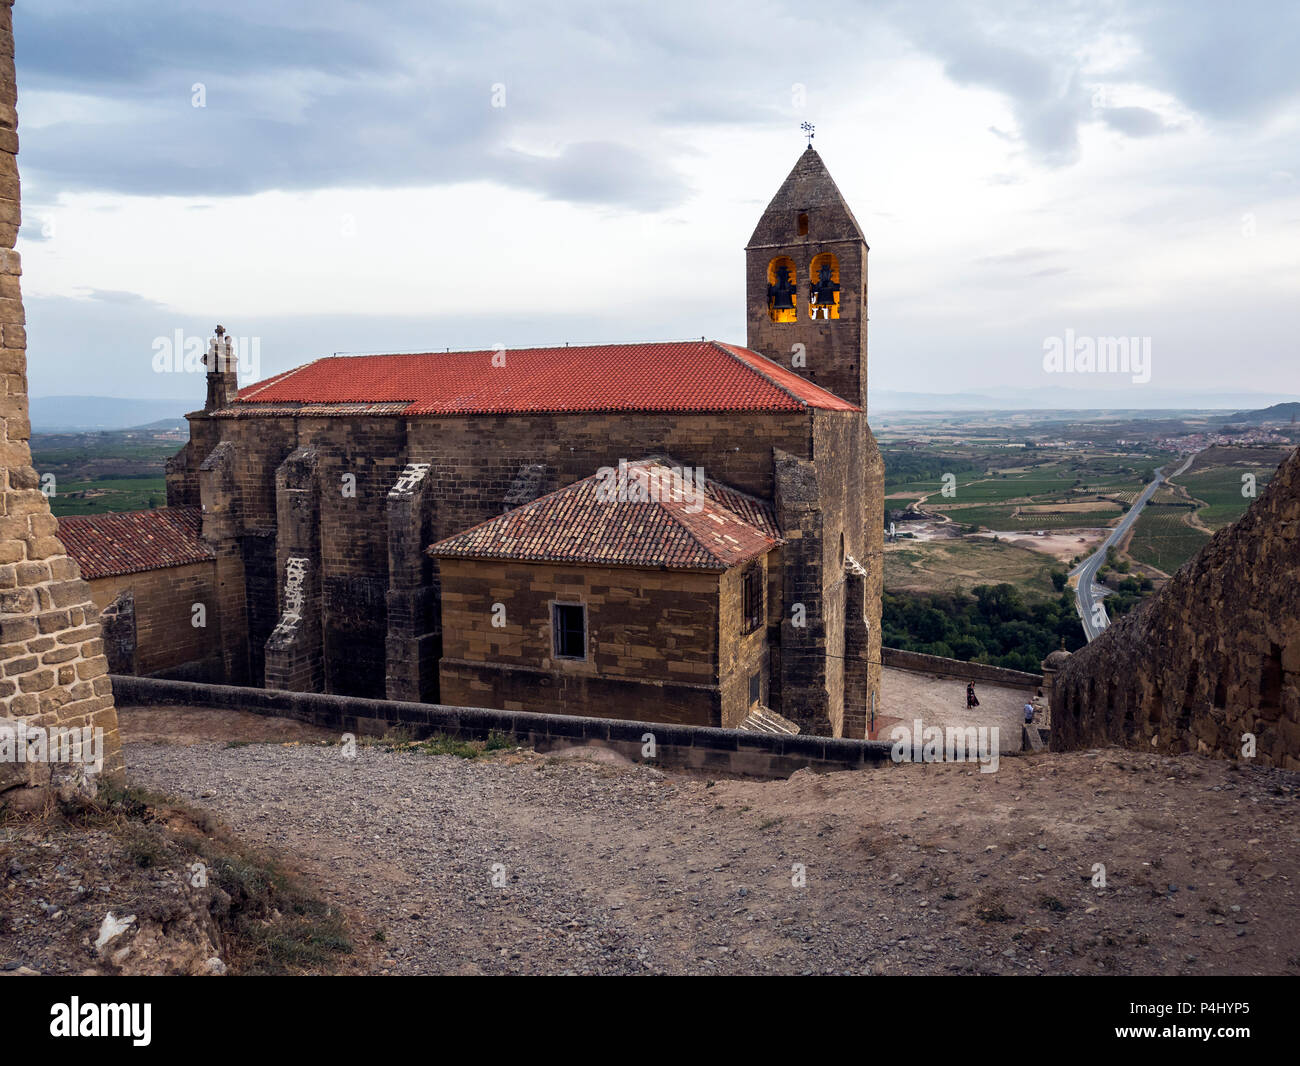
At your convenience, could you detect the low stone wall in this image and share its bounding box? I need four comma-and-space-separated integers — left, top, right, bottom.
883, 647, 1042, 689
110, 675, 896, 780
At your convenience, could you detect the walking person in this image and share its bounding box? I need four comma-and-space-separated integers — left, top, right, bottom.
966, 682, 979, 709
1024, 700, 1035, 724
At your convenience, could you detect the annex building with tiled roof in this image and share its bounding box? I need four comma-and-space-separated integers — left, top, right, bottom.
153, 147, 884, 736
58, 507, 212, 581
56, 507, 222, 680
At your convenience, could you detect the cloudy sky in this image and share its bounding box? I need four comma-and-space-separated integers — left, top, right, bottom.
14, 0, 1300, 408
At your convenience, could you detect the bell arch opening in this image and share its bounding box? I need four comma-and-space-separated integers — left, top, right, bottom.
766, 257, 798, 323
808, 252, 840, 319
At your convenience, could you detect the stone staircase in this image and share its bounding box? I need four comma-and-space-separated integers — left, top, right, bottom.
740, 704, 801, 735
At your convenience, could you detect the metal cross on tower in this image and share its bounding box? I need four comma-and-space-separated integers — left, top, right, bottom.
801, 122, 815, 147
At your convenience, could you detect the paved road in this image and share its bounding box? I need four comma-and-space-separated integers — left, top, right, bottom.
1069, 452, 1197, 641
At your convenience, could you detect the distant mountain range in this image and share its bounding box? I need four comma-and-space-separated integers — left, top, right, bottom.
1213, 401, 1300, 424
30, 396, 190, 432
872, 387, 1300, 412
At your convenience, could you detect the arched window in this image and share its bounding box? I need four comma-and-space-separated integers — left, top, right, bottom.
766, 257, 798, 323
807, 252, 840, 320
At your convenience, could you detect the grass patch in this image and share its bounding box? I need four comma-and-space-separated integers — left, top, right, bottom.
60, 782, 352, 975
361, 728, 519, 759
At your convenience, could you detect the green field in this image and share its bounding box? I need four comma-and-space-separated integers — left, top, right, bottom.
884, 449, 1161, 535
1125, 504, 1211, 574
48, 477, 168, 516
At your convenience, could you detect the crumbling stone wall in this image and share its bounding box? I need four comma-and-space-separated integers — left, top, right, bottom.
1052, 446, 1300, 768
0, 0, 122, 802
98, 590, 135, 675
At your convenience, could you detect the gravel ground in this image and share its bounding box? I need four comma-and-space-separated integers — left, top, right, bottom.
122, 711, 1300, 976
878, 665, 1041, 750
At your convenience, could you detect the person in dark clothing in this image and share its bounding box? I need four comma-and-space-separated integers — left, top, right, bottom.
966, 683, 979, 709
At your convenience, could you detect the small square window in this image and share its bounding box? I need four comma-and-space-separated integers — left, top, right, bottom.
553, 603, 586, 660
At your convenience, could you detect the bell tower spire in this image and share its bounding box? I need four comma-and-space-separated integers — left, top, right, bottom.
745, 147, 869, 408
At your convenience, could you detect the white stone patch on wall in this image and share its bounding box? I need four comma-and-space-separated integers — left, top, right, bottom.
268, 556, 310, 647
389, 463, 431, 498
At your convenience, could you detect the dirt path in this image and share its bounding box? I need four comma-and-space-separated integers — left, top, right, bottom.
120, 708, 1300, 976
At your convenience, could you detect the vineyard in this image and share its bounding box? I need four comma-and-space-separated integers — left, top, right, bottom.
1125, 503, 1211, 574
1174, 464, 1279, 530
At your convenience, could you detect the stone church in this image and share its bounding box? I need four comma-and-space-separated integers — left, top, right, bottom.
142, 148, 886, 737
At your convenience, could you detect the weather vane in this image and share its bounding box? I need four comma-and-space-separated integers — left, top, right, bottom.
801, 122, 815, 147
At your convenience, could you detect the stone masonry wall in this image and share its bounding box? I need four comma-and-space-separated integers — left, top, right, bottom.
0, 0, 123, 802
175, 406, 817, 704
1052, 446, 1300, 768
438, 557, 724, 726
719, 558, 772, 729
175, 401, 881, 736
83, 561, 220, 678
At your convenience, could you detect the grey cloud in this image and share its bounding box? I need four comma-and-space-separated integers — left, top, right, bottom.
893, 5, 1089, 166
11, 0, 811, 211
497, 141, 691, 211
14, 2, 394, 92
82, 289, 160, 306
977, 247, 1059, 265
17, 217, 51, 242
892, 0, 1299, 166
1124, 0, 1300, 122
1100, 105, 1174, 137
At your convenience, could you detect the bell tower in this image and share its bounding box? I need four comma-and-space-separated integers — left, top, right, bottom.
745, 147, 869, 408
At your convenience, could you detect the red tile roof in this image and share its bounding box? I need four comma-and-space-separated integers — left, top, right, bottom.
58, 507, 213, 581
234, 340, 859, 416
429, 459, 781, 571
